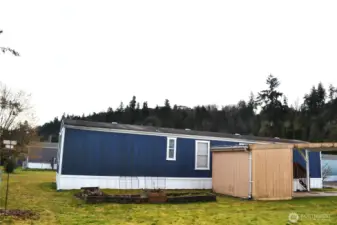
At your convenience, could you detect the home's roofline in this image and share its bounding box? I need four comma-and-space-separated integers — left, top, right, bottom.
211, 145, 248, 152
211, 142, 337, 152
62, 119, 307, 144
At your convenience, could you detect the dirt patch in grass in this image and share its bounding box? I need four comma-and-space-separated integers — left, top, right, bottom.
0, 209, 39, 220
166, 191, 211, 196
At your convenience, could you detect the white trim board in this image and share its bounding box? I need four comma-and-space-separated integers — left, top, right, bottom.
58, 127, 66, 174
64, 125, 268, 144
56, 175, 212, 190
195, 140, 210, 170
166, 137, 177, 161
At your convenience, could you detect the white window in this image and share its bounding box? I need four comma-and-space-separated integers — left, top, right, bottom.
195, 140, 210, 170
166, 137, 177, 160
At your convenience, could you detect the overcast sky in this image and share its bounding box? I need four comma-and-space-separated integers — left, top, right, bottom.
1, 0, 337, 125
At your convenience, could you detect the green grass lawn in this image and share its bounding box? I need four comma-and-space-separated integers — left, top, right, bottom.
0, 170, 337, 225
311, 188, 337, 192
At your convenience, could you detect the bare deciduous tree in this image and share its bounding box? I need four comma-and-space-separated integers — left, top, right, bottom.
322, 162, 332, 182
0, 82, 35, 134
0, 30, 20, 56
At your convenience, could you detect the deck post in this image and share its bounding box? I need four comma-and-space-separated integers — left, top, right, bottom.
305, 150, 310, 191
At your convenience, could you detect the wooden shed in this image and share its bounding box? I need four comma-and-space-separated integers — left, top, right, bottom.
212, 143, 337, 201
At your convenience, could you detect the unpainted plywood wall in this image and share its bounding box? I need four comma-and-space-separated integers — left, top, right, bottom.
212, 151, 249, 198
252, 148, 293, 200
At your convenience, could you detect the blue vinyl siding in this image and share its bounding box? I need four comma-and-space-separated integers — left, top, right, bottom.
61, 128, 239, 177
293, 150, 321, 178
308, 152, 321, 178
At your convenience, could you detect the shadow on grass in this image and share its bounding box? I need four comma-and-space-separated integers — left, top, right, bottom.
39, 182, 57, 191
22, 169, 57, 172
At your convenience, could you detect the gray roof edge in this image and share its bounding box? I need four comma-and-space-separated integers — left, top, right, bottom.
211, 145, 248, 152
63, 119, 307, 144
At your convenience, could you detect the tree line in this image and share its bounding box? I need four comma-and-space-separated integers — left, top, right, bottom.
2, 29, 336, 143
38, 75, 337, 143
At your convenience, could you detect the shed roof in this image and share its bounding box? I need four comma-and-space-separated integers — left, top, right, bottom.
211, 143, 337, 152
211, 145, 248, 152
63, 119, 306, 144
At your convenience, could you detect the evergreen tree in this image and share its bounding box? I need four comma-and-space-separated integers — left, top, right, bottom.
256, 75, 286, 137
37, 77, 337, 143
129, 96, 136, 110
328, 84, 336, 101
317, 82, 326, 109
161, 99, 172, 127
141, 102, 150, 122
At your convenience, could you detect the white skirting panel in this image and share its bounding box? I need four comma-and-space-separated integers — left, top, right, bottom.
56, 173, 60, 187
26, 162, 56, 170
310, 178, 323, 189
293, 178, 323, 191
56, 175, 212, 190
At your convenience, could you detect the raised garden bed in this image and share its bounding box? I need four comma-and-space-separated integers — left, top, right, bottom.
167, 193, 216, 203
75, 187, 216, 204
166, 192, 211, 197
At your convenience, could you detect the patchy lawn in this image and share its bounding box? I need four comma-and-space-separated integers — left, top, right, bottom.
311, 188, 337, 192
0, 170, 336, 224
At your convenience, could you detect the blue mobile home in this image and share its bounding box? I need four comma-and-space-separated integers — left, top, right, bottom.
56, 119, 323, 190
293, 150, 322, 190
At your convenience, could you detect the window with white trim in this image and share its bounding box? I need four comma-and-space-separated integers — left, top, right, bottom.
166, 137, 177, 160
195, 140, 210, 170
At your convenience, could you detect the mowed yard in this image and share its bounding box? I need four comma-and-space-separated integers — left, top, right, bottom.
0, 171, 337, 225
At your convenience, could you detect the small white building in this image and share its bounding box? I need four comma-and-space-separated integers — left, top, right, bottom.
23, 142, 58, 170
